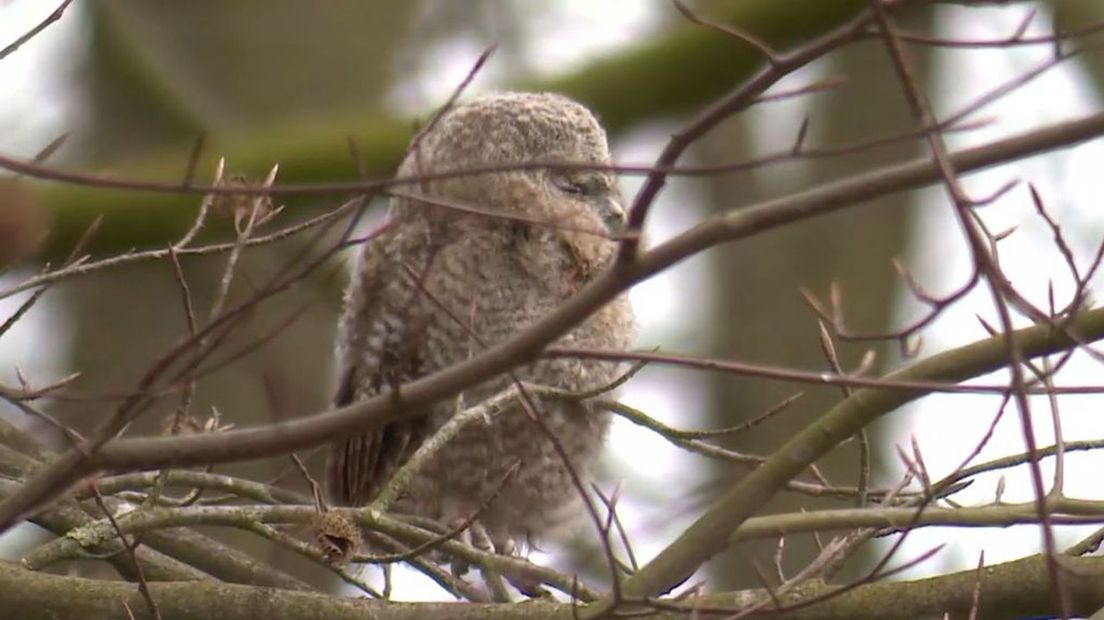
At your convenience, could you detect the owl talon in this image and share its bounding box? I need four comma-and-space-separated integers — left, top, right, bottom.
468, 522, 498, 556
448, 519, 495, 577
506, 574, 548, 599
493, 538, 516, 556
449, 556, 472, 578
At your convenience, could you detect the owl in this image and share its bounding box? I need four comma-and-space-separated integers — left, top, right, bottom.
325, 92, 634, 556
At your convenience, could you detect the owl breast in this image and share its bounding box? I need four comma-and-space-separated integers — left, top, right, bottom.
386, 223, 632, 549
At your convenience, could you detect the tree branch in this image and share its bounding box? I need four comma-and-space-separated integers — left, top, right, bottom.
3, 552, 1103, 619
0, 110, 1100, 535
599, 305, 1104, 606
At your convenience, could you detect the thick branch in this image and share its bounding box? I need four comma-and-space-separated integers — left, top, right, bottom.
0, 419, 308, 589
602, 305, 1104, 606
2, 552, 1103, 620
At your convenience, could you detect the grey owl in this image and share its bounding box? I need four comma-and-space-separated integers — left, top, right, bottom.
325, 92, 634, 554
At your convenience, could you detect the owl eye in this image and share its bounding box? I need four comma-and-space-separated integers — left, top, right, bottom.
552, 175, 588, 196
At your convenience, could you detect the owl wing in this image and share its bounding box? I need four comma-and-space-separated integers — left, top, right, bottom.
324, 246, 437, 508
325, 367, 430, 507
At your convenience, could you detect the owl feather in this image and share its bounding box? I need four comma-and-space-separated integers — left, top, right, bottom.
325, 92, 635, 553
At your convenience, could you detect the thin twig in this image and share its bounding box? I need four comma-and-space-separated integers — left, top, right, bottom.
0, 0, 75, 61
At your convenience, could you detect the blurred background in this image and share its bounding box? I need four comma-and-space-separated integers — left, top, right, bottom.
1, 0, 1104, 601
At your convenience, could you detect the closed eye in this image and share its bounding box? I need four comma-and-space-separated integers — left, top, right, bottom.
552, 175, 588, 196
552, 173, 609, 198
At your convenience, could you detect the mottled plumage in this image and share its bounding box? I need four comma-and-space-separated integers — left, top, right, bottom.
325, 92, 634, 553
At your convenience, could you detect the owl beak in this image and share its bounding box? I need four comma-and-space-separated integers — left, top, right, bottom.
600, 197, 626, 234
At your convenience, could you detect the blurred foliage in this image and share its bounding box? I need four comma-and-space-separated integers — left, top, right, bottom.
1048, 0, 1104, 91
26, 0, 868, 260
78, 0, 418, 154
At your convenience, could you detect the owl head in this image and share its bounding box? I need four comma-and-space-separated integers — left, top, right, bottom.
392, 92, 625, 269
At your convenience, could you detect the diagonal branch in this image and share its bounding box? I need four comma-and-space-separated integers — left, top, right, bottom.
589, 306, 1104, 610
0, 110, 1101, 536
